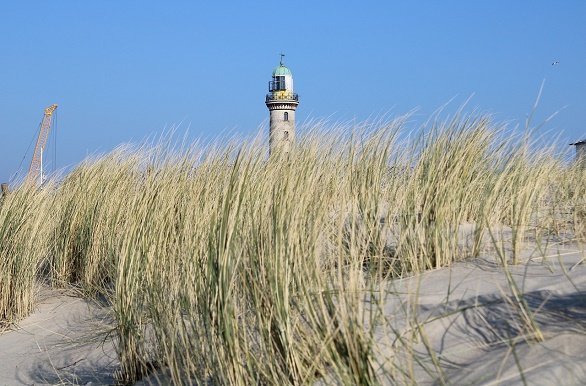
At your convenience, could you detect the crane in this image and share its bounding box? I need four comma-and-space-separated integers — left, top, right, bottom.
27, 104, 58, 185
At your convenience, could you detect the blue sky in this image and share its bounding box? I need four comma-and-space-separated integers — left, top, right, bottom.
1, 1, 585, 182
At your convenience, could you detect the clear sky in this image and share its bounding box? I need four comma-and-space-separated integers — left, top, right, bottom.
1, 1, 585, 182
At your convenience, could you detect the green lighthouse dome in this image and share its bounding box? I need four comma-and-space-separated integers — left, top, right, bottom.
272, 64, 292, 77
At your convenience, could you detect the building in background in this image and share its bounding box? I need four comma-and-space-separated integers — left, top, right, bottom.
570, 140, 586, 166
266, 55, 299, 155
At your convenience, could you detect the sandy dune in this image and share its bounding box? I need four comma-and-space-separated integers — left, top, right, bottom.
1, 246, 584, 385
377, 246, 586, 385
0, 289, 117, 385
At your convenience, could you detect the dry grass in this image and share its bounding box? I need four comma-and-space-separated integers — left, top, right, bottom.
0, 115, 584, 384
0, 184, 52, 325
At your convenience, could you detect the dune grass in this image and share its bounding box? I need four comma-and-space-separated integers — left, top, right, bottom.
0, 184, 53, 325
0, 115, 584, 384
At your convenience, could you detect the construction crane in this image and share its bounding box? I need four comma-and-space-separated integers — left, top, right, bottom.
27, 104, 58, 185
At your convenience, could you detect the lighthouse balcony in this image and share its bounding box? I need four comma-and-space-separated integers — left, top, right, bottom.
265, 93, 299, 103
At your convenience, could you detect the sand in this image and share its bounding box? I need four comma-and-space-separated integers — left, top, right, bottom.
1, 245, 584, 385
0, 289, 117, 385
376, 245, 586, 385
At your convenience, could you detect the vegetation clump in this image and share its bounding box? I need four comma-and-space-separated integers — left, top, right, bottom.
0, 115, 584, 384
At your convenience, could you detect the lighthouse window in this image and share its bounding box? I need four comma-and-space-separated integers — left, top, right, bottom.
270, 76, 287, 92
284, 112, 289, 121
284, 131, 289, 140
277, 76, 286, 90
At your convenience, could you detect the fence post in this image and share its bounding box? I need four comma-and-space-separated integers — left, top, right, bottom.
1, 183, 8, 198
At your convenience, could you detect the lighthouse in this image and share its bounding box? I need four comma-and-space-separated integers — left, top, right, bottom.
266, 54, 299, 155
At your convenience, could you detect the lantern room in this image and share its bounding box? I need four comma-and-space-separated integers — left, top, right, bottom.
268, 55, 296, 100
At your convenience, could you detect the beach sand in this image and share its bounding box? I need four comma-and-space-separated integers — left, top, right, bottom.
0, 289, 117, 385
1, 246, 584, 385
376, 246, 586, 385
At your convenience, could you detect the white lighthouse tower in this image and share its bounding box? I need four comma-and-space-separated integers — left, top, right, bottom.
266, 54, 299, 155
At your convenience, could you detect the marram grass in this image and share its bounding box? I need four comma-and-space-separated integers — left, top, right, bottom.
0, 184, 53, 325
0, 115, 584, 384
